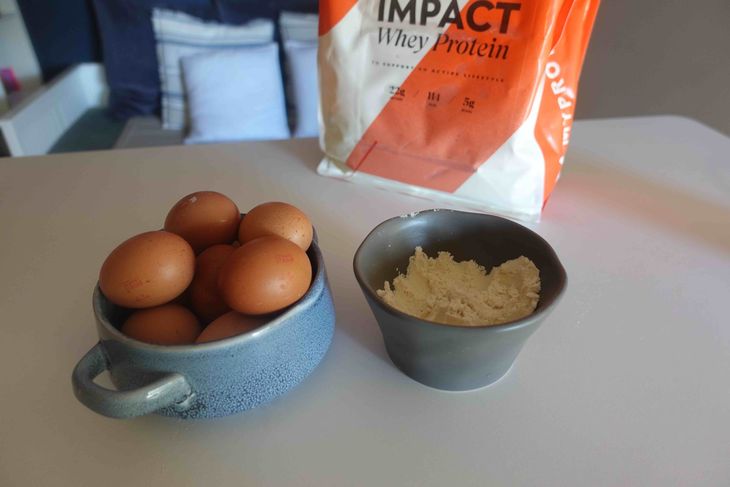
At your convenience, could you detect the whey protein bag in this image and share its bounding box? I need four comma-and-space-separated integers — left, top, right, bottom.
317, 0, 599, 221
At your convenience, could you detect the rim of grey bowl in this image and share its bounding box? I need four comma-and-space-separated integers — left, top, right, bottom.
92, 235, 325, 354
353, 209, 567, 332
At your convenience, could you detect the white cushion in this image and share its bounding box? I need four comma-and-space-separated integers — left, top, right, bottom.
279, 11, 318, 42
283, 40, 319, 138
152, 9, 274, 130
182, 45, 290, 144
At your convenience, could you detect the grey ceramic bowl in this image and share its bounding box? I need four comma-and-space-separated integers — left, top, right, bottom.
72, 239, 335, 419
354, 209, 567, 391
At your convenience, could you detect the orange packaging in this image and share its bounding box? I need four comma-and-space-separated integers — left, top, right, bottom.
317, 0, 600, 221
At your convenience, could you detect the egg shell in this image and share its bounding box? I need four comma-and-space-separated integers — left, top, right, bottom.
99, 231, 195, 308
218, 236, 312, 315
195, 311, 268, 343
238, 201, 313, 251
190, 244, 234, 323
121, 304, 202, 345
164, 191, 240, 253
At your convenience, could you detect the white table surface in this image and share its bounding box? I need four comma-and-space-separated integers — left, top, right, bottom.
1, 116, 728, 486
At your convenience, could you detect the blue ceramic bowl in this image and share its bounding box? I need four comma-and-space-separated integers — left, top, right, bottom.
72, 239, 335, 419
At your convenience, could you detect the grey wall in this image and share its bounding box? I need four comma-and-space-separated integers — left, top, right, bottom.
575, 0, 730, 135
0, 0, 41, 94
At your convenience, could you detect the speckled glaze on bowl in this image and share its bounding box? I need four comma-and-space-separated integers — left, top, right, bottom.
354, 209, 567, 391
72, 239, 335, 419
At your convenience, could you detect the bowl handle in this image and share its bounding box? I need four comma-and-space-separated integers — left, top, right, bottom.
72, 343, 193, 419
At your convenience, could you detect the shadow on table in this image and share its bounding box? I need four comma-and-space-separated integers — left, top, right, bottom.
312, 209, 395, 368
562, 147, 730, 255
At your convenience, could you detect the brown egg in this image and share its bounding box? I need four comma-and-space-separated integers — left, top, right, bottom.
218, 236, 312, 315
195, 311, 267, 343
121, 304, 202, 345
238, 201, 313, 250
99, 231, 195, 308
164, 191, 240, 253
190, 244, 234, 323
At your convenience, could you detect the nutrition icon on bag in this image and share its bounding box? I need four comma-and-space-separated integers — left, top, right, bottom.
461, 97, 475, 113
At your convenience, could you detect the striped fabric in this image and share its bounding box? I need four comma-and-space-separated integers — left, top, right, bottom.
152, 9, 274, 130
